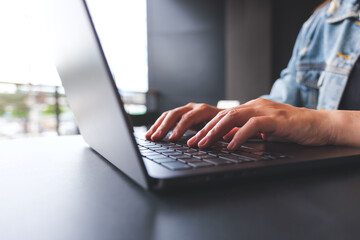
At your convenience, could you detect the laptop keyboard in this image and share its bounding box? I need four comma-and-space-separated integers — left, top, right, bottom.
136, 135, 290, 171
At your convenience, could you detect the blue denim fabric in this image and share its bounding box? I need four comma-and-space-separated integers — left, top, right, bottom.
262, 0, 360, 110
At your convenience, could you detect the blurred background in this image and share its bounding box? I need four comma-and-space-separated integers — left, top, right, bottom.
0, 0, 321, 139
0, 0, 148, 138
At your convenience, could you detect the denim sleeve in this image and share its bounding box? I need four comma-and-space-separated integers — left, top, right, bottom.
260, 16, 313, 107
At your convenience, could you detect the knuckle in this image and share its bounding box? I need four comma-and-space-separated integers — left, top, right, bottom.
167, 109, 182, 119
248, 117, 261, 127
247, 99, 256, 104
209, 128, 217, 135
198, 103, 208, 110
252, 98, 266, 105
172, 106, 182, 112
182, 111, 196, 121
226, 109, 239, 119
216, 110, 227, 118
165, 111, 175, 119
186, 102, 196, 107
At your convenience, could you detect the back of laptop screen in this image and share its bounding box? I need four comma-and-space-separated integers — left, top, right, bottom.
50, 0, 149, 188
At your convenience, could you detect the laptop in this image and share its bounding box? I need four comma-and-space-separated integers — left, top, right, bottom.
51, 0, 360, 190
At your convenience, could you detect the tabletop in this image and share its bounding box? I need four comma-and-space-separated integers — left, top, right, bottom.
1, 135, 360, 240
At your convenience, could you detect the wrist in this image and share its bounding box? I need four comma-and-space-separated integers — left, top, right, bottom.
302, 109, 338, 146
324, 110, 360, 147
320, 110, 339, 145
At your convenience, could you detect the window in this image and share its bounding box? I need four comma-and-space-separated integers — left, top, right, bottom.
86, 0, 149, 93
0, 0, 149, 138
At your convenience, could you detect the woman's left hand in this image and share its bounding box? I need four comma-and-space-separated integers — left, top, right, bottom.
187, 98, 337, 150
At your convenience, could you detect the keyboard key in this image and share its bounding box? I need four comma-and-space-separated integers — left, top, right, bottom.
218, 155, 248, 163
136, 140, 147, 145
139, 137, 289, 171
188, 161, 214, 168
220, 150, 231, 154
262, 154, 278, 160
159, 143, 175, 147
183, 158, 203, 163
156, 149, 176, 154
203, 158, 234, 166
147, 147, 168, 151
147, 146, 167, 150
206, 150, 221, 156
142, 152, 163, 157
151, 157, 176, 164
230, 152, 263, 161
149, 154, 171, 159
170, 146, 188, 150
166, 152, 183, 156
199, 155, 219, 159
174, 147, 190, 151
184, 149, 198, 154
175, 155, 192, 159
162, 162, 192, 170
192, 152, 208, 156
142, 143, 157, 147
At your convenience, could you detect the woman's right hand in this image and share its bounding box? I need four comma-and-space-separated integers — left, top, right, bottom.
145, 103, 223, 142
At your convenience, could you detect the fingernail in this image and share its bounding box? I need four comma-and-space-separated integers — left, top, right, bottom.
187, 136, 197, 146
228, 142, 235, 150
169, 132, 176, 141
152, 130, 162, 140
198, 138, 208, 148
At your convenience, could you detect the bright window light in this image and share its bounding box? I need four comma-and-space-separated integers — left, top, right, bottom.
86, 0, 149, 93
0, 0, 149, 92
0, 0, 62, 86
0, 0, 149, 139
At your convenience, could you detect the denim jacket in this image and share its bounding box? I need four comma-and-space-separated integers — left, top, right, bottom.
263, 0, 360, 110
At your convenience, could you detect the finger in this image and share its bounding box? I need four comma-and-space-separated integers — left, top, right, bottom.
222, 127, 239, 141
227, 116, 276, 150
151, 106, 190, 141
197, 111, 243, 148
223, 129, 262, 142
168, 110, 209, 142
197, 108, 256, 148
187, 110, 228, 147
145, 112, 168, 140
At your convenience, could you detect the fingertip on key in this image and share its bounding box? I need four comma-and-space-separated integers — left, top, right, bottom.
227, 141, 235, 150
151, 130, 162, 141
198, 138, 208, 148
168, 135, 176, 142
145, 131, 152, 140
187, 137, 195, 146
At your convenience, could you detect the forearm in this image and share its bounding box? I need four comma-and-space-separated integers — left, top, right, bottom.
327, 110, 360, 147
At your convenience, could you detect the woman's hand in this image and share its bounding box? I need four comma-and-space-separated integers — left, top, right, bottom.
146, 103, 223, 142
187, 98, 338, 150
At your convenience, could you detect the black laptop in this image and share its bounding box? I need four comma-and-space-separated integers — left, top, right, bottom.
51, 0, 360, 190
